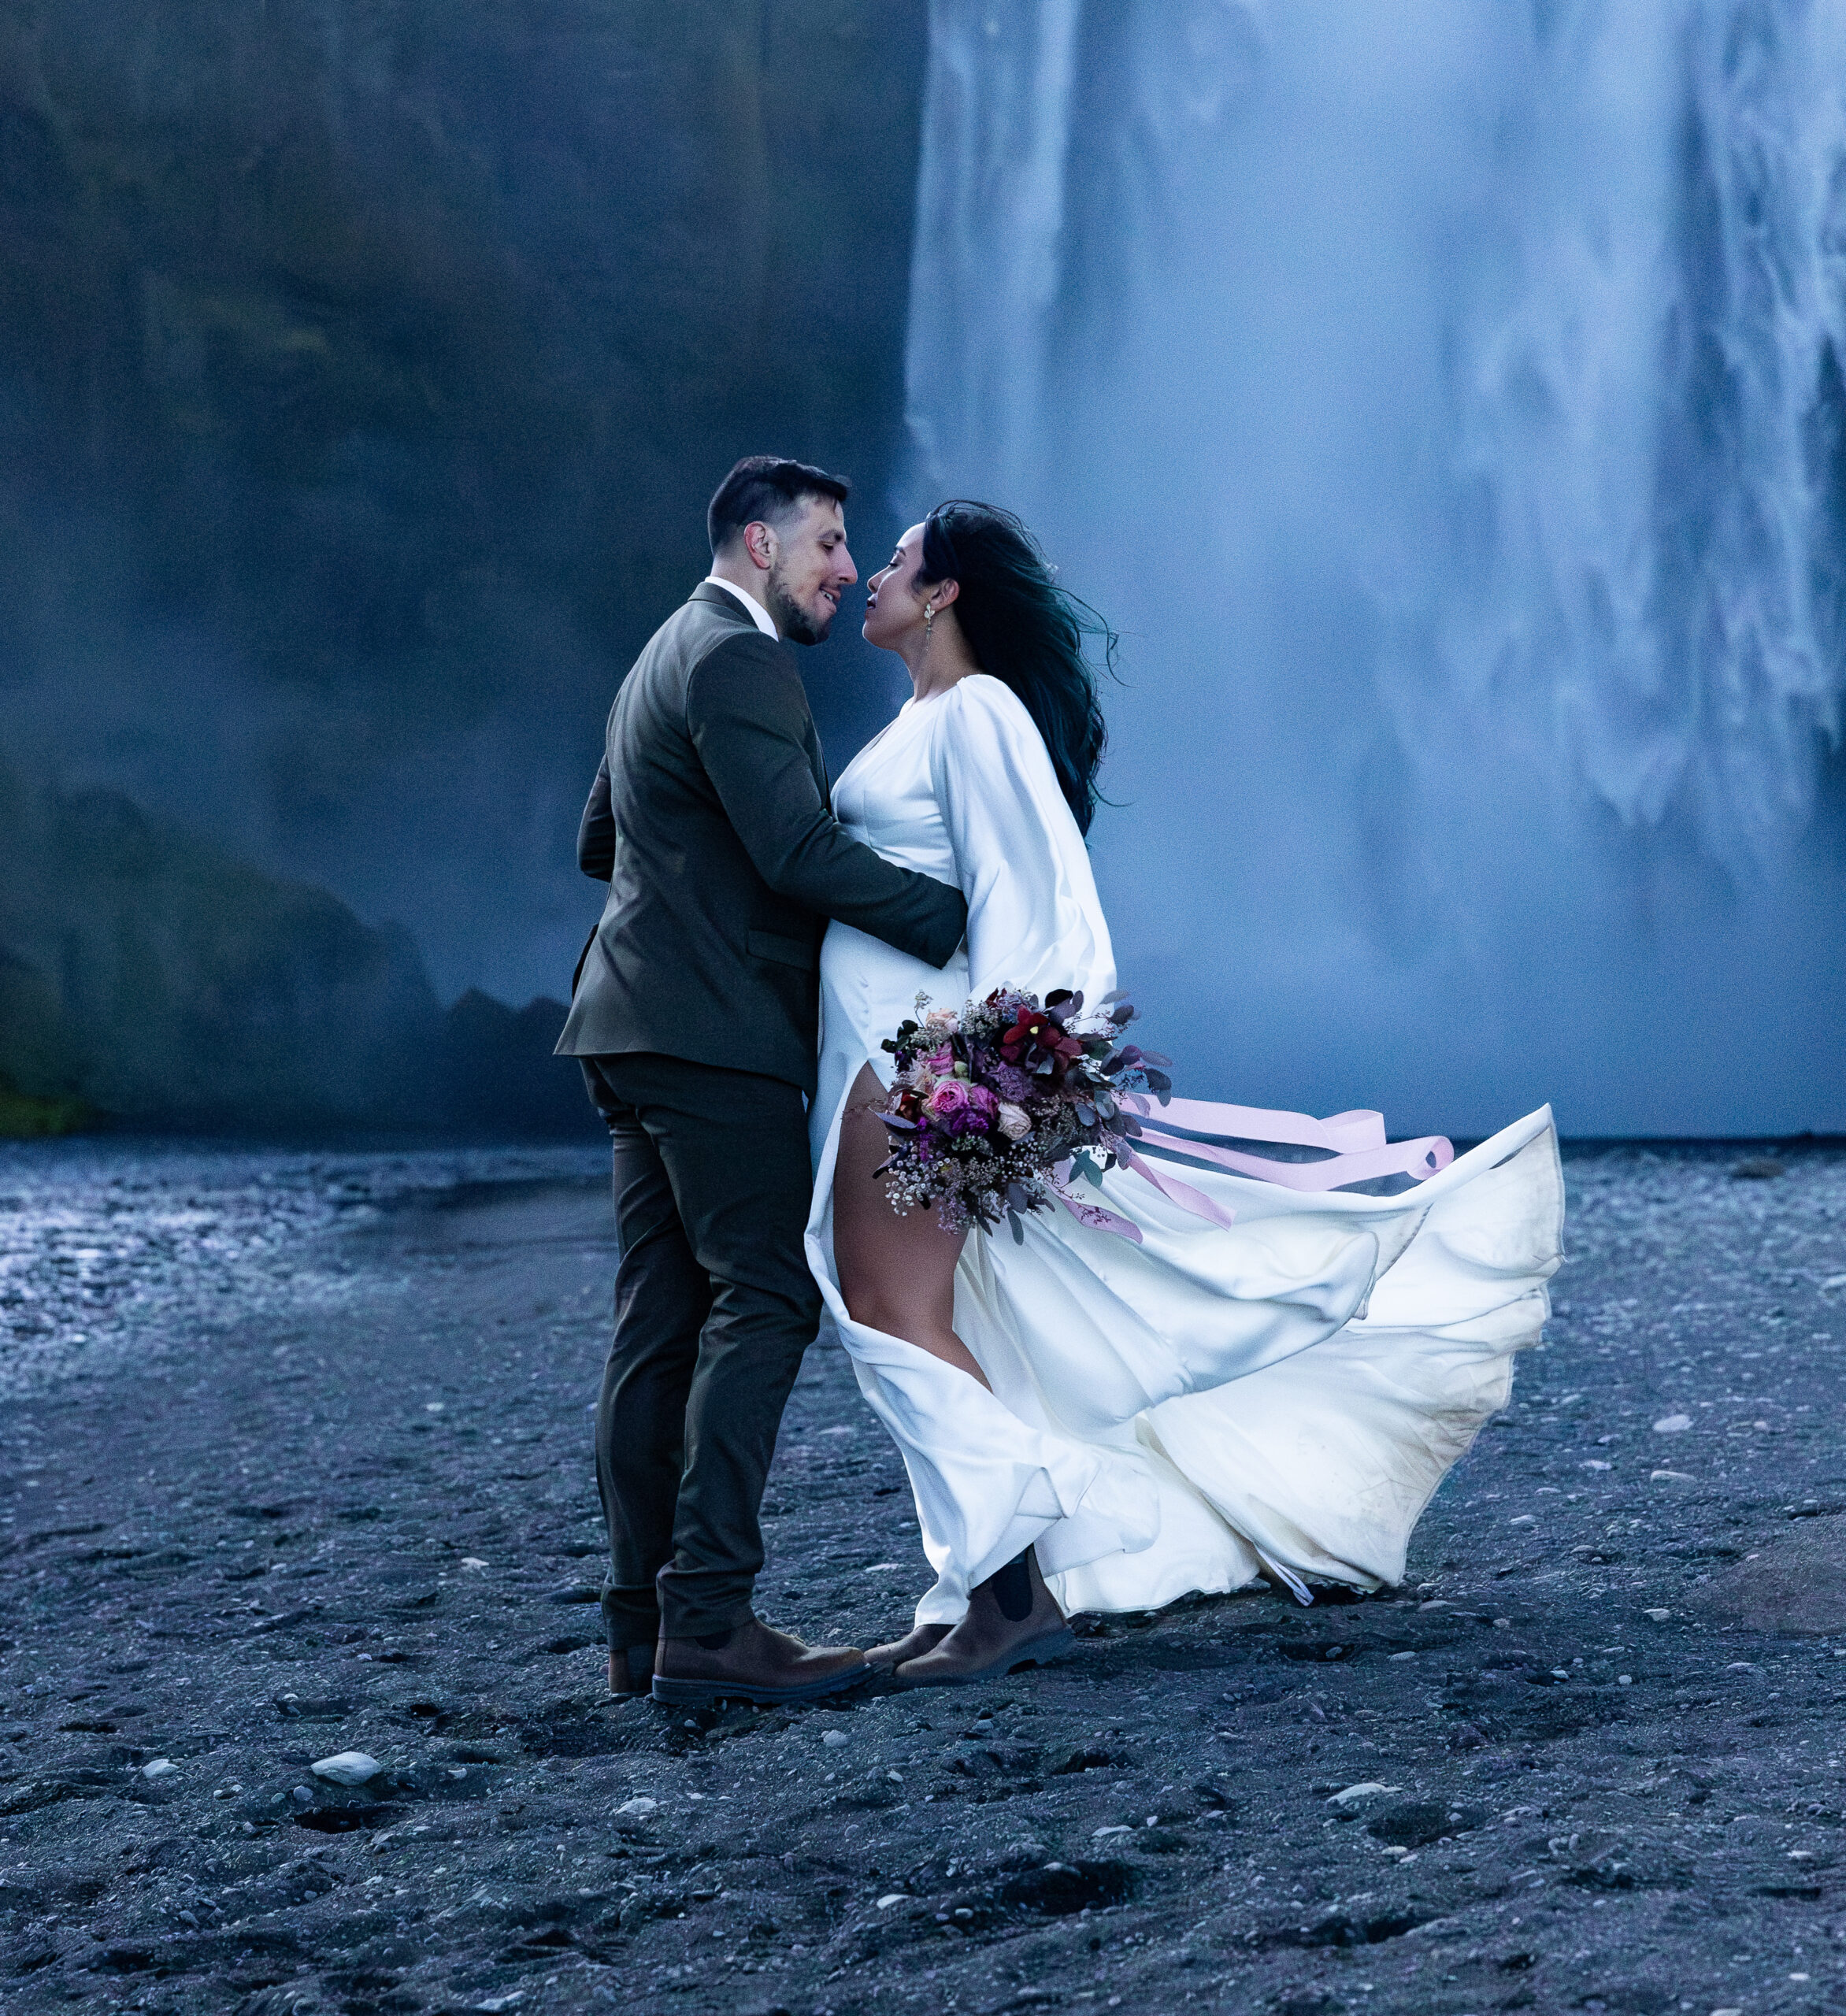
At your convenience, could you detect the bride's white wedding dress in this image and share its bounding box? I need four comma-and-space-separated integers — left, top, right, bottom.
804, 673, 1562, 1625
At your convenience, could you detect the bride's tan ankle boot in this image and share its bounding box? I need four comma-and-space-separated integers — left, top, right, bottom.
866, 1620, 952, 1672
893, 1547, 1073, 1688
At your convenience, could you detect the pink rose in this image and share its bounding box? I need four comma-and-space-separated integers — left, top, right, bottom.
925, 1080, 999, 1136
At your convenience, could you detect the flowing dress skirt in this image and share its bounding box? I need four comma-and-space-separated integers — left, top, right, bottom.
804, 959, 1563, 1625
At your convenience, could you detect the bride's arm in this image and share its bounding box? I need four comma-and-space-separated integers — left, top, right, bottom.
932, 677, 1116, 1003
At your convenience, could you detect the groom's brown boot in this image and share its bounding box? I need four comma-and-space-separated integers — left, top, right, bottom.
651, 1614, 870, 1707
865, 1621, 952, 1672
893, 1548, 1073, 1688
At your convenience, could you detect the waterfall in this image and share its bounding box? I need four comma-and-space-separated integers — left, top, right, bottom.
903, 0, 1846, 1135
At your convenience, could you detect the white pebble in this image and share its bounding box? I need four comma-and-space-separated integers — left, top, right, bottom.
1618, 1675, 1633, 1686
616, 1796, 658, 1817
140, 1758, 176, 1780
460, 1557, 488, 1570
876, 1893, 909, 1909
312, 1751, 384, 1786
1651, 1414, 1692, 1433
1644, 1607, 1671, 1621
1389, 1651, 1417, 1662
822, 1729, 849, 1747
1327, 1782, 1401, 1805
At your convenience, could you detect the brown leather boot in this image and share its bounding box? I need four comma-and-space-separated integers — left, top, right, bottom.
651, 1615, 870, 1706
607, 1644, 654, 1698
893, 1548, 1073, 1688
865, 1621, 952, 1672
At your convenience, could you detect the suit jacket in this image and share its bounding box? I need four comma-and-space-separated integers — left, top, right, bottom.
555, 583, 968, 1092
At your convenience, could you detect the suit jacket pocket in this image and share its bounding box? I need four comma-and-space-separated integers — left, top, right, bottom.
746, 928, 818, 970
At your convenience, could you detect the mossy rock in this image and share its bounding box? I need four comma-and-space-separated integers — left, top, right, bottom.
0, 1077, 91, 1139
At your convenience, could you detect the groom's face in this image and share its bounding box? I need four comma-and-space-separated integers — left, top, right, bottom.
765, 496, 857, 645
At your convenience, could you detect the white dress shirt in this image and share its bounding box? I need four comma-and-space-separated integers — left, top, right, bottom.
702, 573, 779, 639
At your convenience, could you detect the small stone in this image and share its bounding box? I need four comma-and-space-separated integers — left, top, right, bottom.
1327, 1782, 1402, 1805
616, 1796, 658, 1817
1492, 1618, 1512, 1629
1388, 1651, 1417, 1661
821, 1729, 848, 1747
311, 1751, 384, 1786
1651, 1470, 1695, 1483
1092, 1824, 1132, 1838
460, 1558, 488, 1570
877, 1893, 909, 1909
1652, 1414, 1692, 1433
140, 1758, 176, 1779
1582, 1459, 1611, 1470
1644, 1608, 1671, 1621
886, 1769, 903, 1783
1618, 1675, 1633, 1686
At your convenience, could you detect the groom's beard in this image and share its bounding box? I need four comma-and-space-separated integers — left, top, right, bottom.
765, 564, 833, 646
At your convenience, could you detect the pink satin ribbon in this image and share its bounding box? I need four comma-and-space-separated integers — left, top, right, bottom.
1053, 1095, 1455, 1239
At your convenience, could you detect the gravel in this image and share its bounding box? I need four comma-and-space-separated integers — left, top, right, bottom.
2, 1140, 1843, 2015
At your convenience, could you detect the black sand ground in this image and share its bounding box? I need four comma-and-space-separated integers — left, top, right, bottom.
2, 1142, 1844, 2016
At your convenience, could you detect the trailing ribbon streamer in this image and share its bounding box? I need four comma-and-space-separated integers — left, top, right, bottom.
1055, 1097, 1454, 1239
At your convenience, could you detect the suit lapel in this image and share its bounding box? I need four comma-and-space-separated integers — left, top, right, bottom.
688, 583, 828, 795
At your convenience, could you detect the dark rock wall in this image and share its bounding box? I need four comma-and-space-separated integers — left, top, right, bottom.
0, 0, 928, 1122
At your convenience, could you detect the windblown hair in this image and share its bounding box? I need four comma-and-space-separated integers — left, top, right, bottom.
917, 501, 1117, 835
707, 455, 850, 555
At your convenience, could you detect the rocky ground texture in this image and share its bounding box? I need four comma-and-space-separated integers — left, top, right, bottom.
2, 1140, 1844, 2016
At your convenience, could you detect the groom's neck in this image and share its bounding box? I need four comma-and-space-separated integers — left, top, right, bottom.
706, 557, 780, 636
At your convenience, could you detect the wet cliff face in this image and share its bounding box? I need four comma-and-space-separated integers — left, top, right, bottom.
0, 0, 927, 1014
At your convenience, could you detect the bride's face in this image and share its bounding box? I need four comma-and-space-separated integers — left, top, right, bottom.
862, 524, 932, 650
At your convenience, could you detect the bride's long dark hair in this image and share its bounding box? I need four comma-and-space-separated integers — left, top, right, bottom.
917, 501, 1117, 836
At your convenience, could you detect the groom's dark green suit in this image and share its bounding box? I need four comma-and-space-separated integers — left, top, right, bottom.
557, 581, 966, 1651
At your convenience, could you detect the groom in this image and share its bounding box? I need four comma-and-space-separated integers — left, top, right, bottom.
557, 456, 968, 1705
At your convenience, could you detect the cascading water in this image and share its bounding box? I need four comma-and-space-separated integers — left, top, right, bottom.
904, 0, 1846, 1135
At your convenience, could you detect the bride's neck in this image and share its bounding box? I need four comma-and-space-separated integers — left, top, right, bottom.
905, 613, 981, 702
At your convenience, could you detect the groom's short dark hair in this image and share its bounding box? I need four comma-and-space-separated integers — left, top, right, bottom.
708, 456, 851, 555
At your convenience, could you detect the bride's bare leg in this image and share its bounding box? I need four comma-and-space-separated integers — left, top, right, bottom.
832, 1064, 991, 1389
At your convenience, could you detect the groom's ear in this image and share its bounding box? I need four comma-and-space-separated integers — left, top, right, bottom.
740, 521, 777, 573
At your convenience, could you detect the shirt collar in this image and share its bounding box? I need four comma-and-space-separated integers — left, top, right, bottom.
702, 573, 779, 639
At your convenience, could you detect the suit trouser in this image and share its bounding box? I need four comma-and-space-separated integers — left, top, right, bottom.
580, 1051, 821, 1645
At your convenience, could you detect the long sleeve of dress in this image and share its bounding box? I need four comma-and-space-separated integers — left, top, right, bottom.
930, 676, 1116, 1006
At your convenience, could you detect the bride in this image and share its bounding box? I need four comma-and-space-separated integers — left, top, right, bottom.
804, 502, 1562, 1688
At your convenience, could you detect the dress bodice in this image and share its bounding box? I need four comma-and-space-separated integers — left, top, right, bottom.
831, 695, 960, 884
825, 673, 1115, 1017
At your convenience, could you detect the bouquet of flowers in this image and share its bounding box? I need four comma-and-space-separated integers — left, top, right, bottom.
875, 985, 1172, 1241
